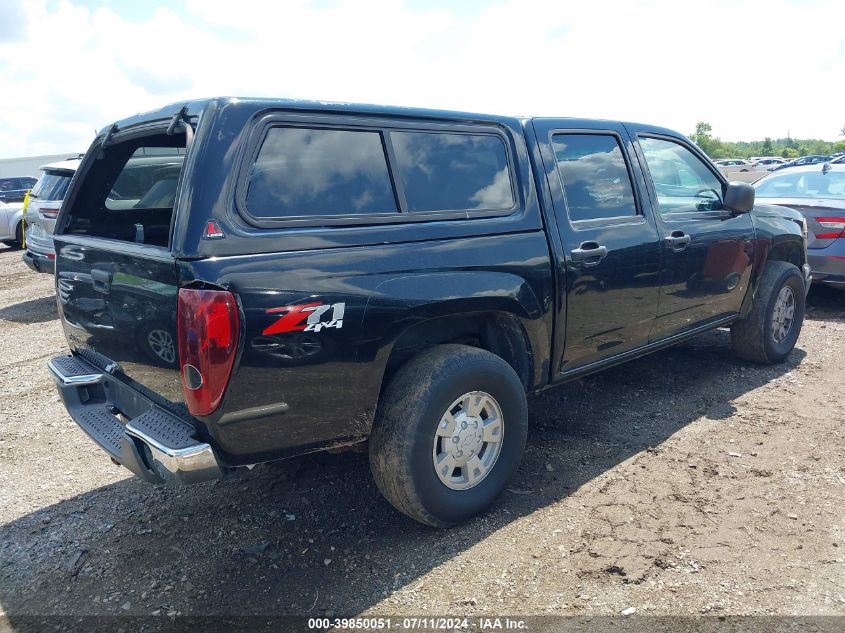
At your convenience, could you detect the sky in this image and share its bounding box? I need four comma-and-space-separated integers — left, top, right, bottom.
0, 0, 843, 158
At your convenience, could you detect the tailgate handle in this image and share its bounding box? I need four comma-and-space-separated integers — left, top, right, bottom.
91, 268, 112, 294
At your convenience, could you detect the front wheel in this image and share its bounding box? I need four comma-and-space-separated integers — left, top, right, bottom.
369, 344, 527, 527
731, 261, 805, 364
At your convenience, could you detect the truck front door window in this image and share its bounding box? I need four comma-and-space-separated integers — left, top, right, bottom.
638, 137, 724, 214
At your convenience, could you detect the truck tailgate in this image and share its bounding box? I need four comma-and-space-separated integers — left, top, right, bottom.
54, 236, 185, 409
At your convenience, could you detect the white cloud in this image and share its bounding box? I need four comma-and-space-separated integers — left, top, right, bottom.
0, 0, 843, 158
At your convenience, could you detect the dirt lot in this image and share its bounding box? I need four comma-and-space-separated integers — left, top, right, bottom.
0, 243, 843, 624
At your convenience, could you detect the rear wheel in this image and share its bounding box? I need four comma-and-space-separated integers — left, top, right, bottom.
731, 261, 805, 364
369, 344, 527, 527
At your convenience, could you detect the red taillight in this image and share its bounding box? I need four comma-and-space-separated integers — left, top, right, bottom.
816, 217, 845, 240
40, 206, 60, 218
177, 288, 239, 416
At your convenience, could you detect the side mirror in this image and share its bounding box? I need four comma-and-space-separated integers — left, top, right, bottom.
724, 181, 755, 213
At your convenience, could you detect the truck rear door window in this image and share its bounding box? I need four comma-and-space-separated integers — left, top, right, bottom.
391, 131, 514, 212
245, 127, 398, 218
552, 134, 637, 221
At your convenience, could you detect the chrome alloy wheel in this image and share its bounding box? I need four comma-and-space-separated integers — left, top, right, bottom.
432, 391, 504, 490
771, 286, 795, 343
148, 329, 176, 364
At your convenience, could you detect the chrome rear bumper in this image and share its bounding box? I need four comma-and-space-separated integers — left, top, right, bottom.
48, 355, 223, 485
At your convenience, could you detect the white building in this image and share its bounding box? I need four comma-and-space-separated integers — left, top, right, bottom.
0, 153, 83, 179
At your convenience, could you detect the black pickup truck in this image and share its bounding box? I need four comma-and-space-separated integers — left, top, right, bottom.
48, 98, 810, 527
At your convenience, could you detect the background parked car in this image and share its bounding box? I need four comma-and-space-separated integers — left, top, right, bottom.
0, 200, 25, 247
22, 158, 80, 273
751, 157, 787, 171
23, 150, 185, 274
830, 155, 845, 164
754, 163, 845, 288
0, 176, 37, 203
771, 155, 831, 171
714, 158, 753, 171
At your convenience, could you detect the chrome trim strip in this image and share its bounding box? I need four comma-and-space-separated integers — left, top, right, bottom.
47, 358, 104, 387
124, 422, 208, 459
125, 422, 223, 484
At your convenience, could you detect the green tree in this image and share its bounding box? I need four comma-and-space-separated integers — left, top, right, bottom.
690, 122, 722, 157
762, 137, 773, 155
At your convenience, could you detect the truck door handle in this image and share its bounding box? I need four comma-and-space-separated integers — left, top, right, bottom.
665, 231, 692, 251
570, 241, 608, 266
91, 268, 112, 294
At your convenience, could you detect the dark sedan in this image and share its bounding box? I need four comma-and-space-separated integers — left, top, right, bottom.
771, 155, 831, 171
0, 176, 37, 203
754, 163, 845, 288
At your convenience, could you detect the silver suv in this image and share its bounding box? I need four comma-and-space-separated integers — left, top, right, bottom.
23, 150, 184, 273
23, 159, 79, 273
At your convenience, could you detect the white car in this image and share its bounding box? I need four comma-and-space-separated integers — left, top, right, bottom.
713, 159, 753, 172
751, 157, 788, 171
0, 200, 25, 247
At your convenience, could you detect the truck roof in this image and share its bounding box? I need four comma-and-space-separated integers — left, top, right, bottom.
100, 97, 671, 139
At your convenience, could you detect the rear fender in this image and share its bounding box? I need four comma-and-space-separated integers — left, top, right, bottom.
360, 271, 549, 393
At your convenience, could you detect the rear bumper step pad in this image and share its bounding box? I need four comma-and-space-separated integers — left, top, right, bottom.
48, 355, 223, 485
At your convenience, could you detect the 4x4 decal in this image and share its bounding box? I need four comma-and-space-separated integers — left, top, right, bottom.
262, 302, 345, 335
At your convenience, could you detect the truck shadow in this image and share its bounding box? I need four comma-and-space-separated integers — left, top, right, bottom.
0, 330, 805, 620
805, 285, 845, 321
0, 295, 58, 324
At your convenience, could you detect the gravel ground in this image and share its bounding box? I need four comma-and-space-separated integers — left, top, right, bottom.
0, 243, 843, 623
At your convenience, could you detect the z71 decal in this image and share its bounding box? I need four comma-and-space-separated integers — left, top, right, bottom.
262, 302, 345, 335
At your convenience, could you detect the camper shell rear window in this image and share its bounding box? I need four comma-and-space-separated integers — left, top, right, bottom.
62, 132, 186, 248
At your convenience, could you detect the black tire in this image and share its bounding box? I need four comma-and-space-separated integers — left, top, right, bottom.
369, 344, 528, 527
3, 222, 23, 249
731, 261, 805, 364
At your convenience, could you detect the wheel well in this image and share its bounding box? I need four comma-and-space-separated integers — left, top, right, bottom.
767, 240, 803, 269
381, 313, 532, 393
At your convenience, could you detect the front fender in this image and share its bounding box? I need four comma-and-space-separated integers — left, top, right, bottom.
741, 205, 806, 317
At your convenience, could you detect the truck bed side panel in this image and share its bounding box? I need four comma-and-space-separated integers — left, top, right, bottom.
182, 230, 553, 463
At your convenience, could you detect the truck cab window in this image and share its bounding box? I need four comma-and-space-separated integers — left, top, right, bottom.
639, 137, 724, 214
552, 134, 637, 221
